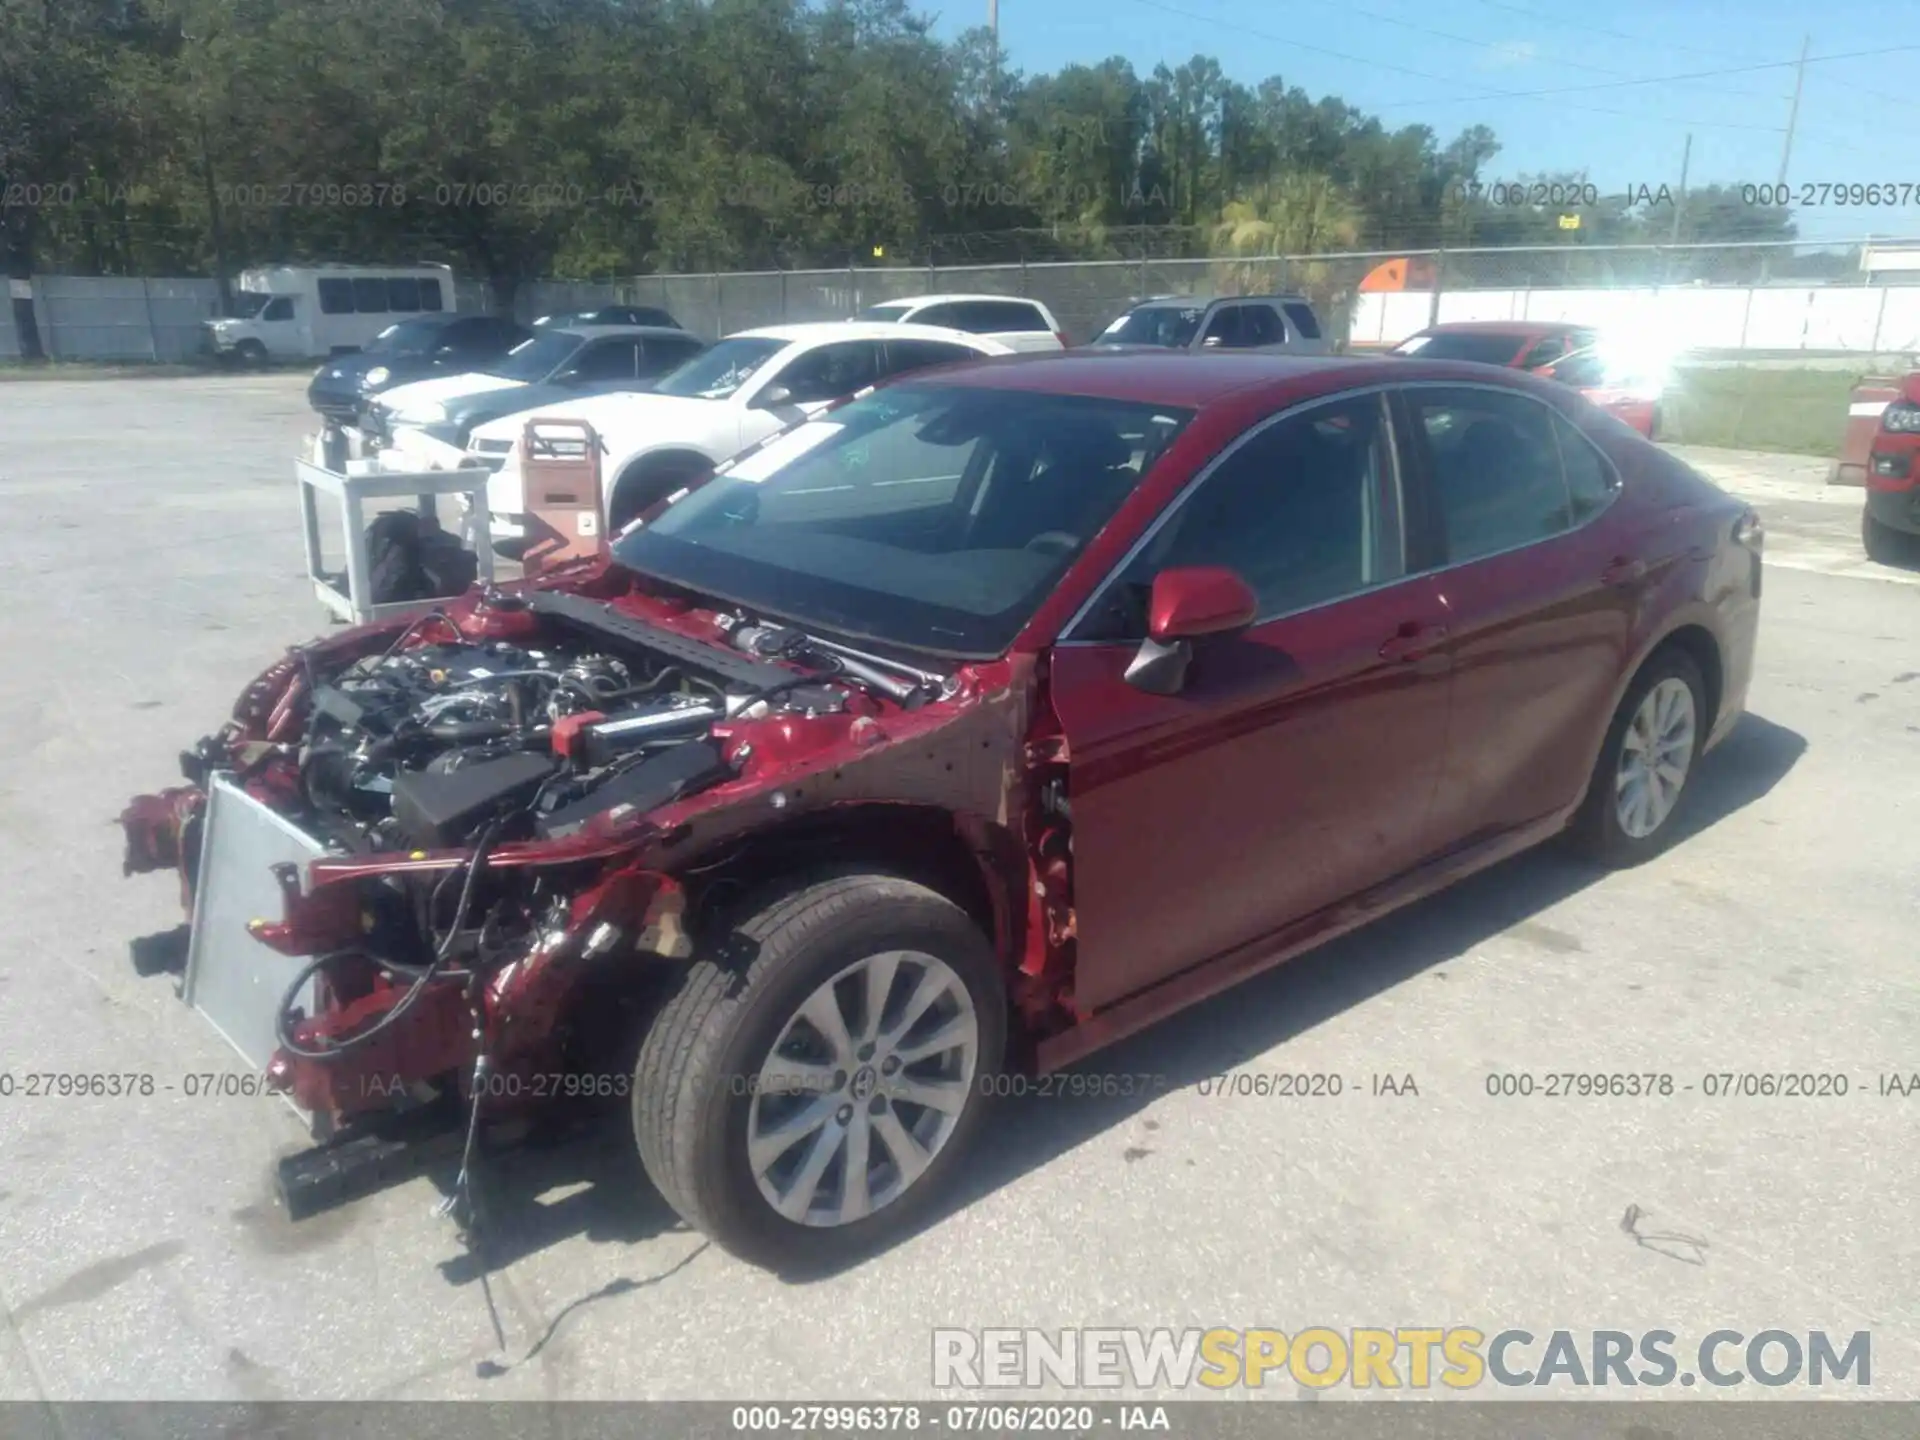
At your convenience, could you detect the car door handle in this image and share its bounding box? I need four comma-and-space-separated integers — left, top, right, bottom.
1379, 621, 1450, 663
1602, 556, 1648, 587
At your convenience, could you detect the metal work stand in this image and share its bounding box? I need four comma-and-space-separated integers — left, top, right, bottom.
296, 458, 495, 625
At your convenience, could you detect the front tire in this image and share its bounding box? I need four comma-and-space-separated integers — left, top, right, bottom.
234, 339, 269, 369
633, 873, 1006, 1272
1863, 507, 1909, 565
1569, 648, 1706, 867
608, 457, 711, 532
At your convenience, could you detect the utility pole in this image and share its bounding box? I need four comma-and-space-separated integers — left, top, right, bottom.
987, 0, 1000, 103
1669, 133, 1691, 245
1776, 34, 1808, 186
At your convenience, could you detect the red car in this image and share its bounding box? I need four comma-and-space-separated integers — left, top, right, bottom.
1862, 372, 1920, 564
1534, 345, 1665, 439
122, 352, 1762, 1272
1388, 320, 1600, 370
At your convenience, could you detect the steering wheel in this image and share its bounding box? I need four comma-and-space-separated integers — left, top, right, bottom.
1024, 530, 1080, 557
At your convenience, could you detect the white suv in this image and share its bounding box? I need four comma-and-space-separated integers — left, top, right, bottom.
466, 321, 1011, 543
856, 294, 1067, 352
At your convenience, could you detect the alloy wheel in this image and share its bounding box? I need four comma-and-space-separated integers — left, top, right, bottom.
1614, 677, 1696, 839
747, 949, 980, 1227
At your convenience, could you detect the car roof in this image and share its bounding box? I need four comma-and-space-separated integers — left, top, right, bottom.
867, 294, 1049, 308
1414, 320, 1593, 336
880, 349, 1456, 407
732, 321, 1007, 346
1129, 293, 1313, 308
549, 324, 698, 341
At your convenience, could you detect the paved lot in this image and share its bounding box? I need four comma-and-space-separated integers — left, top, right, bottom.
1, 375, 1918, 1402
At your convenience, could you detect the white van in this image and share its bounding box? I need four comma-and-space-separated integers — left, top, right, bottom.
204, 264, 456, 363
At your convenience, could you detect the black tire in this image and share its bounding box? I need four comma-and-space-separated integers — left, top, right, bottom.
608, 457, 711, 532
632, 872, 1007, 1272
1863, 507, 1908, 565
1567, 647, 1708, 868
234, 339, 269, 368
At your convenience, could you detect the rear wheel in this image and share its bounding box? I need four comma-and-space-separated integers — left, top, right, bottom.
633, 873, 1006, 1272
1569, 648, 1706, 867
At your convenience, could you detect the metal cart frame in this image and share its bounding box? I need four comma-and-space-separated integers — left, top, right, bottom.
296, 459, 495, 625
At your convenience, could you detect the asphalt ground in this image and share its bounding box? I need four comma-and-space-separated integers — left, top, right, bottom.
0, 374, 1916, 1403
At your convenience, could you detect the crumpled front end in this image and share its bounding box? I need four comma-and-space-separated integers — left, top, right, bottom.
116, 574, 1042, 1138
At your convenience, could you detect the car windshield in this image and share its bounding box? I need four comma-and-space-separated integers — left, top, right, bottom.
1091, 304, 1206, 348
857, 304, 914, 322
612, 384, 1194, 657
366, 319, 446, 356
1390, 332, 1524, 364
228, 291, 273, 318
651, 337, 788, 399
485, 332, 580, 381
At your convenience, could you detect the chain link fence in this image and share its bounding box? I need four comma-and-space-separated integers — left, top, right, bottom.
514, 240, 1918, 352
8, 238, 1918, 363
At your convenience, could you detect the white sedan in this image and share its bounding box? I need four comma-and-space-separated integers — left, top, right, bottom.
464, 321, 1011, 543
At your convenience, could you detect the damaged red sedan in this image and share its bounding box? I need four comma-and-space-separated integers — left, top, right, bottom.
122, 351, 1762, 1272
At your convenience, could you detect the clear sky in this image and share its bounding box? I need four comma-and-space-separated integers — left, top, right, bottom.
923, 0, 1912, 242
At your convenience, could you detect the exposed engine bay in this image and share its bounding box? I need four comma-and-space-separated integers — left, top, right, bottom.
286, 590, 881, 855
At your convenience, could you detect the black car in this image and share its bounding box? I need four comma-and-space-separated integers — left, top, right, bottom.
532, 305, 681, 330
306, 314, 533, 423
364, 325, 706, 449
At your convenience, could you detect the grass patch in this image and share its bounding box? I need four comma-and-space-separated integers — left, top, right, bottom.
1655, 367, 1862, 458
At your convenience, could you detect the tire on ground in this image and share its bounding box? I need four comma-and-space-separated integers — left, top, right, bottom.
1567, 645, 1708, 868
1863, 507, 1908, 565
632, 871, 1007, 1272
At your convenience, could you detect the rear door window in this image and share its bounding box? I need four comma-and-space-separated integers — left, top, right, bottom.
1401, 387, 1576, 563
958, 300, 1047, 332
1239, 303, 1285, 347
1281, 301, 1322, 339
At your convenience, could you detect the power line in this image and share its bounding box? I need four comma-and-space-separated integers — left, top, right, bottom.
1270, 0, 1788, 106
1117, 0, 1793, 133
1461, 0, 1908, 107
1367, 39, 1920, 109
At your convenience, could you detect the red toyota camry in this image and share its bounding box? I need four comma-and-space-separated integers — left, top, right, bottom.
123, 349, 1763, 1272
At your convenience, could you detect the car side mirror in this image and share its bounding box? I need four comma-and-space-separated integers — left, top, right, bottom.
753, 383, 796, 409
1124, 566, 1259, 695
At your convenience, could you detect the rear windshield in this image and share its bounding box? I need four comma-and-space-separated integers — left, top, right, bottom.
1390, 332, 1524, 364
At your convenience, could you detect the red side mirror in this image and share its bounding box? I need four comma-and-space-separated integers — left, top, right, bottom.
1148, 565, 1258, 642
